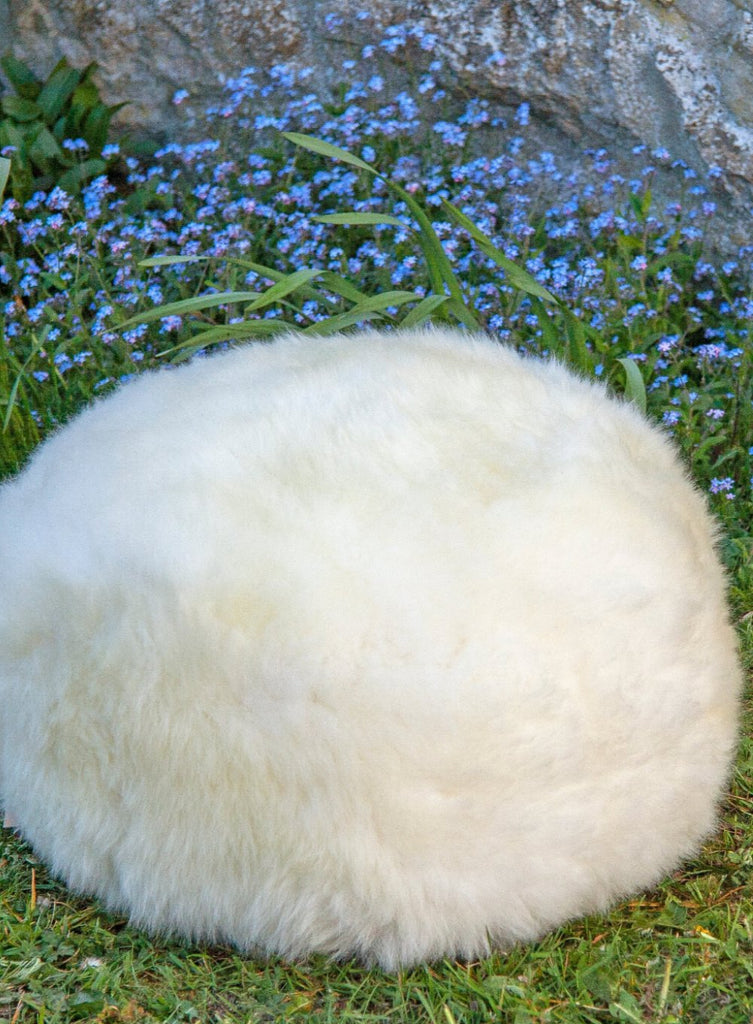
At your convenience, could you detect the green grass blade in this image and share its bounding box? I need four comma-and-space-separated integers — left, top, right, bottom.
302, 290, 419, 334
2, 370, 24, 434
317, 272, 373, 304
2, 329, 47, 433
386, 182, 477, 325
234, 265, 340, 310
119, 291, 262, 328
140, 256, 347, 312
347, 289, 421, 311
139, 254, 209, 268
398, 294, 450, 328
616, 356, 648, 413
241, 267, 322, 312
159, 319, 291, 358
563, 309, 592, 375
314, 212, 406, 227
303, 310, 384, 334
441, 198, 559, 304
282, 132, 376, 174
528, 296, 562, 352
0, 157, 10, 201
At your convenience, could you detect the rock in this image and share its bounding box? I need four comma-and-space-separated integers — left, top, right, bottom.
1, 0, 751, 250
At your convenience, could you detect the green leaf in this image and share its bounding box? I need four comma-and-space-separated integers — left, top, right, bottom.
2, 329, 48, 432
398, 294, 450, 328
302, 290, 418, 334
241, 267, 322, 312
212, 258, 284, 282
442, 198, 558, 304
138, 254, 208, 268
386, 184, 478, 328
616, 356, 647, 413
119, 290, 262, 327
27, 125, 65, 169
313, 211, 407, 227
57, 157, 107, 191
0, 118, 26, 149
0, 54, 40, 97
629, 189, 652, 223
1, 95, 43, 122
577, 963, 614, 1003
655, 899, 688, 928
160, 319, 291, 359
66, 989, 106, 1021
348, 289, 421, 313
608, 990, 645, 1023
303, 309, 383, 335
70, 79, 100, 116
0, 156, 11, 200
282, 131, 376, 174
528, 296, 562, 352
317, 271, 372, 304
563, 309, 592, 375
81, 104, 113, 153
138, 256, 340, 311
36, 61, 81, 123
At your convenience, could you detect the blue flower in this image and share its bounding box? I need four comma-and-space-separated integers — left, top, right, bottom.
710, 477, 734, 495
432, 122, 466, 147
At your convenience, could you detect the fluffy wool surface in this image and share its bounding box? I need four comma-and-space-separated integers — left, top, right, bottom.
0, 327, 742, 967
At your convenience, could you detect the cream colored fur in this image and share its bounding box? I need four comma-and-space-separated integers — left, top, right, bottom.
0, 328, 741, 967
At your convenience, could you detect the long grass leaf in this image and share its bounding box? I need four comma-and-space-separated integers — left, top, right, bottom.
119, 291, 262, 328
443, 297, 482, 332
303, 310, 384, 335
0, 157, 10, 201
282, 132, 376, 173
317, 272, 373, 304
528, 296, 562, 352
302, 290, 419, 335
388, 182, 474, 317
347, 290, 420, 310
616, 356, 648, 413
159, 319, 291, 358
563, 310, 592, 374
140, 255, 341, 311
399, 294, 450, 328
313, 212, 406, 227
138, 254, 208, 268
442, 199, 558, 303
241, 268, 322, 311
2, 330, 47, 433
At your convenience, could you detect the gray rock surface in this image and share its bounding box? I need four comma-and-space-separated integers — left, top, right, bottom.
1, 0, 751, 249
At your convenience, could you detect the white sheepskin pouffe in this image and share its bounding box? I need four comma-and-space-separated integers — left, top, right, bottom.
0, 327, 742, 968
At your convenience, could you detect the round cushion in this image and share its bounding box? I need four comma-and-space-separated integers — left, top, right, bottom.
0, 328, 741, 967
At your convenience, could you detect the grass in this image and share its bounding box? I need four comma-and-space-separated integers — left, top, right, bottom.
3, 789, 753, 1024
1, 14, 752, 1022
